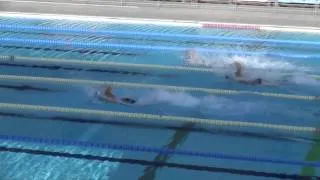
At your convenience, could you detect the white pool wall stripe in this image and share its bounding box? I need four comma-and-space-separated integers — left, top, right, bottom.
262, 26, 320, 33
1, 11, 320, 33
0, 12, 201, 27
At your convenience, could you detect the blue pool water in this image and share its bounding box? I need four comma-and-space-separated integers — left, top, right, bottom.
0, 16, 319, 179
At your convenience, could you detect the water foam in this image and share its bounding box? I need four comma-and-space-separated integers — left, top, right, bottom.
137, 90, 201, 108
185, 51, 301, 72
137, 90, 258, 115
83, 86, 98, 99
289, 74, 319, 86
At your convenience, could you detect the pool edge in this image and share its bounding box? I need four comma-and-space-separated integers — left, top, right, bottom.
1, 11, 320, 33
0, 0, 319, 27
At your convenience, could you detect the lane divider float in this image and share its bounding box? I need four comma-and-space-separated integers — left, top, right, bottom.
0, 55, 319, 80
0, 102, 317, 133
0, 74, 318, 101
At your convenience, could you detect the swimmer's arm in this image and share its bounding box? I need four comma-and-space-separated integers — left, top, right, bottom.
106, 87, 112, 93
104, 86, 116, 98
233, 61, 243, 77
106, 86, 112, 95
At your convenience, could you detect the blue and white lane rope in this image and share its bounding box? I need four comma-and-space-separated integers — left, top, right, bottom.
1, 55, 319, 80
0, 55, 214, 73
0, 102, 316, 133
0, 37, 318, 59
0, 74, 318, 101
1, 24, 320, 49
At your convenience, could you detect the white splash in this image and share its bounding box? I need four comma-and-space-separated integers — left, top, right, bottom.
185, 51, 301, 71
289, 74, 319, 86
83, 86, 98, 99
137, 89, 201, 107
183, 49, 319, 86
137, 90, 258, 115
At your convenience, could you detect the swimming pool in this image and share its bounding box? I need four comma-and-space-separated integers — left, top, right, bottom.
0, 12, 319, 180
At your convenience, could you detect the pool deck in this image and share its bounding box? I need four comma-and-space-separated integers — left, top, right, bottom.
0, 0, 320, 27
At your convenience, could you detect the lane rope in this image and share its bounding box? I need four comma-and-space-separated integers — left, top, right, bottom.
0, 134, 319, 167
0, 55, 319, 80
0, 74, 318, 101
0, 24, 319, 48
0, 37, 318, 59
202, 23, 260, 30
0, 55, 213, 73
0, 102, 317, 133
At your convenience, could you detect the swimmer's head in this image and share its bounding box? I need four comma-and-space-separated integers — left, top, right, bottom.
121, 97, 136, 104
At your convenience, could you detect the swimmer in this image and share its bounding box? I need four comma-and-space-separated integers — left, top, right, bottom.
225, 61, 264, 85
96, 86, 136, 105
184, 49, 276, 86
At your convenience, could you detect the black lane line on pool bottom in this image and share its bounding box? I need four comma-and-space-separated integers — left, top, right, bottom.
0, 145, 315, 179
0, 62, 153, 77
0, 84, 58, 92
0, 61, 178, 78
0, 111, 317, 144
0, 45, 140, 56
